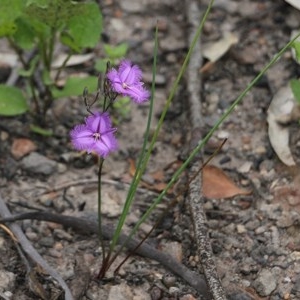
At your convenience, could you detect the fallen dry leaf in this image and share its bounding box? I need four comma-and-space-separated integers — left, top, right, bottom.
285, 0, 300, 10
201, 32, 238, 73
150, 169, 165, 181
0, 53, 18, 68
52, 53, 94, 68
11, 138, 37, 160
267, 85, 298, 166
140, 180, 168, 193
203, 165, 251, 199
151, 181, 168, 192
128, 158, 136, 177
202, 31, 238, 63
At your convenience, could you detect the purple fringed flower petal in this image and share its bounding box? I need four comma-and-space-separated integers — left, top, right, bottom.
107, 60, 149, 103
70, 112, 118, 157
94, 131, 118, 157
124, 84, 150, 103
86, 112, 112, 133
106, 69, 119, 84
118, 60, 142, 84
106, 75, 126, 95
70, 125, 94, 151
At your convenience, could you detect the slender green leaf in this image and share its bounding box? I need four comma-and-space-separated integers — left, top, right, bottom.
290, 79, 300, 103
107, 24, 159, 260
124, 26, 300, 255
292, 41, 300, 62
0, 85, 28, 116
52, 76, 98, 99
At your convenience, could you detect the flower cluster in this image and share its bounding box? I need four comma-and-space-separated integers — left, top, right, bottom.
107, 60, 150, 103
70, 60, 149, 158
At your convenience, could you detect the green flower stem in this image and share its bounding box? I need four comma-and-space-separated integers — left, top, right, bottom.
47, 30, 56, 71
47, 5, 59, 72
6, 37, 27, 68
97, 158, 106, 265
115, 31, 300, 258
29, 77, 41, 115
55, 52, 73, 82
38, 36, 49, 76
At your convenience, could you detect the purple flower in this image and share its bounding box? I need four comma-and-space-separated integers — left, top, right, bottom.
107, 60, 150, 103
70, 112, 118, 157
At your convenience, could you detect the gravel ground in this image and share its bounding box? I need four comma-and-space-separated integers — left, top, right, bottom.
1, 0, 300, 299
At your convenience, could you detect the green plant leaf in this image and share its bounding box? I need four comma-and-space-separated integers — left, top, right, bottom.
60, 32, 81, 53
42, 69, 53, 86
0, 0, 24, 37
94, 58, 110, 73
30, 124, 53, 136
65, 2, 102, 49
25, 0, 72, 29
104, 43, 128, 59
12, 17, 36, 49
293, 41, 300, 62
290, 79, 300, 103
21, 14, 50, 40
18, 55, 39, 77
25, 0, 49, 9
0, 85, 28, 116
52, 76, 98, 99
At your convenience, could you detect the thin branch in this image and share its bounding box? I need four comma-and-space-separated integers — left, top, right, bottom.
0, 196, 74, 300
185, 0, 227, 299
41, 178, 165, 200
0, 209, 211, 299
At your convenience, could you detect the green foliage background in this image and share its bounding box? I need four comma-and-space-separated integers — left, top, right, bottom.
0, 0, 102, 118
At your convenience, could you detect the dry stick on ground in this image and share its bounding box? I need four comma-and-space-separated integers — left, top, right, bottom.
0, 207, 212, 299
46, 178, 163, 200
185, 1, 227, 299
2, 222, 50, 298
0, 196, 74, 300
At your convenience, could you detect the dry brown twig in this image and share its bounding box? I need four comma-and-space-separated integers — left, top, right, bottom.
185, 0, 227, 299
36, 177, 165, 202
0, 200, 212, 299
0, 195, 74, 300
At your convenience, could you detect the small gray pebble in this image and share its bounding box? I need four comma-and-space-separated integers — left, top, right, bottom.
21, 152, 57, 175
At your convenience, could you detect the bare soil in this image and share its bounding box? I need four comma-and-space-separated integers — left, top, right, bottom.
1, 0, 300, 299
